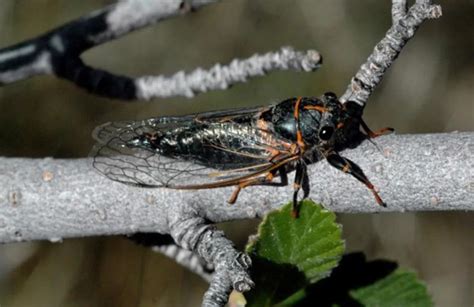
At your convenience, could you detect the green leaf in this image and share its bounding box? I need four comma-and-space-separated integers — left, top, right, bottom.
350, 270, 433, 307
245, 200, 345, 306
247, 200, 345, 282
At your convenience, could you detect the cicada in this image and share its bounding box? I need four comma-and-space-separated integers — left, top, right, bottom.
91, 92, 392, 216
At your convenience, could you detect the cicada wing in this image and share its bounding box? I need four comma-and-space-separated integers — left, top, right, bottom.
192, 105, 269, 122
91, 117, 293, 188
91, 119, 215, 187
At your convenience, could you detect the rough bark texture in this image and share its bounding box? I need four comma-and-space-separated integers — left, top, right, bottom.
339, 1, 442, 105
1, 132, 471, 244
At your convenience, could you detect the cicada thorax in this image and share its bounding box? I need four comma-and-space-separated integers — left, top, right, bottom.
256, 95, 371, 163
259, 97, 323, 146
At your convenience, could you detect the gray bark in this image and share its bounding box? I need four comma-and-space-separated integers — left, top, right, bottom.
340, 1, 442, 105
1, 132, 471, 244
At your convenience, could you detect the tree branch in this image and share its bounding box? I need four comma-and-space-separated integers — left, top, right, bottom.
0, 0, 321, 100
134, 47, 321, 99
152, 242, 214, 283
339, 1, 442, 105
129, 232, 214, 282
1, 132, 471, 244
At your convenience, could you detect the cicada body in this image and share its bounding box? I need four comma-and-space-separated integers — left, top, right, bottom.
91, 92, 392, 215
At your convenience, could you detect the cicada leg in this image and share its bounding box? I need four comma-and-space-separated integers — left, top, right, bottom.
228, 186, 243, 204
290, 97, 313, 218
360, 119, 394, 139
291, 161, 309, 218
227, 168, 289, 204
326, 153, 386, 207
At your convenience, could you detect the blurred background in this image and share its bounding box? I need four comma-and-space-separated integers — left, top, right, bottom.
0, 0, 472, 306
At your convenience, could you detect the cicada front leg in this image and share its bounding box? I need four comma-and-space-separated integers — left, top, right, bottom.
326, 153, 386, 207
360, 119, 394, 139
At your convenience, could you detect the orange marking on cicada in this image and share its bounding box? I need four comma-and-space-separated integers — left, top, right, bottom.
294, 97, 302, 119
337, 122, 344, 129
296, 132, 306, 150
293, 97, 306, 151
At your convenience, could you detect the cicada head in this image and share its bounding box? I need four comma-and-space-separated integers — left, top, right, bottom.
334, 99, 367, 151
308, 92, 367, 152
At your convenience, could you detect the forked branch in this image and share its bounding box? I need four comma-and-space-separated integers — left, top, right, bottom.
340, 0, 442, 105
0, 0, 320, 100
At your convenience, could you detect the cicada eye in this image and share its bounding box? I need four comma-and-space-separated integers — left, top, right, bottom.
319, 126, 334, 141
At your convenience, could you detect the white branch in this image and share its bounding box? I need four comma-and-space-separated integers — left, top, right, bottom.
0, 133, 472, 244
340, 0, 442, 105
152, 243, 214, 282
391, 0, 407, 24
135, 47, 321, 99
0, 0, 320, 100
89, 0, 219, 45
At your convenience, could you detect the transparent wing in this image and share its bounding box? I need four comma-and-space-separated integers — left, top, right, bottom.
90, 116, 294, 189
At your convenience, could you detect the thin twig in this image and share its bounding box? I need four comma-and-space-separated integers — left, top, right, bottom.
129, 232, 214, 282
391, 0, 407, 24
152, 243, 214, 283
135, 47, 321, 99
339, 1, 442, 105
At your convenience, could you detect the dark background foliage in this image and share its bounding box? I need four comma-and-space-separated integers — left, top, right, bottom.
0, 1, 472, 306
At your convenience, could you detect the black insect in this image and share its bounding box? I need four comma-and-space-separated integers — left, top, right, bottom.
91, 92, 393, 216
